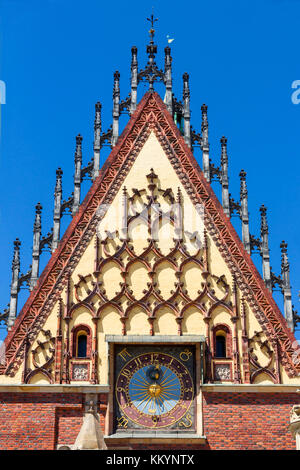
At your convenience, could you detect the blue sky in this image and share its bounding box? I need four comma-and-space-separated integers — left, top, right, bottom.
0, 0, 299, 341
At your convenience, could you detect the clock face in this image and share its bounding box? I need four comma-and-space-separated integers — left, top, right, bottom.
115, 347, 195, 431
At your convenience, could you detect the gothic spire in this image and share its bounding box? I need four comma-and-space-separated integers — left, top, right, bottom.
92, 102, 102, 180
72, 134, 83, 216
280, 241, 294, 331
164, 46, 173, 114
239, 170, 250, 255
130, 47, 138, 115
221, 136, 230, 217
183, 73, 191, 148
111, 71, 120, 147
52, 168, 63, 252
201, 104, 210, 182
8, 238, 21, 329
146, 12, 158, 63
260, 204, 272, 292
30, 202, 42, 290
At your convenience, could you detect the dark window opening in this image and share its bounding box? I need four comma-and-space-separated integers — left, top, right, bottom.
77, 334, 87, 358
216, 335, 226, 358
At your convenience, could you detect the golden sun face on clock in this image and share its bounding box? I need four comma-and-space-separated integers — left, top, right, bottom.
115, 348, 195, 431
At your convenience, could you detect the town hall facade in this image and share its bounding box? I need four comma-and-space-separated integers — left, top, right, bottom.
0, 18, 299, 450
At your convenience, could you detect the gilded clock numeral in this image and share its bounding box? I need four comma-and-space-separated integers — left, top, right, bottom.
121, 368, 131, 378
134, 357, 142, 367
118, 348, 132, 362
150, 353, 159, 364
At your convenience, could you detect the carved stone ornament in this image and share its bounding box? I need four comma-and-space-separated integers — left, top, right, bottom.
72, 363, 89, 381
214, 363, 231, 381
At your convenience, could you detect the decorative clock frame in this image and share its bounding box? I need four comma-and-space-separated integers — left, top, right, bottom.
113, 343, 197, 434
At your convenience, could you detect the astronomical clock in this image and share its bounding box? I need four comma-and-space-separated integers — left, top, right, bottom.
114, 345, 195, 433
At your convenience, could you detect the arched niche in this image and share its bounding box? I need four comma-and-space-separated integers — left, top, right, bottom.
126, 308, 149, 334
127, 261, 150, 300
128, 218, 148, 255
153, 306, 178, 335
98, 306, 123, 335
155, 219, 175, 255
27, 372, 51, 385
101, 261, 123, 300
155, 261, 177, 300
252, 372, 275, 385
182, 306, 205, 335
69, 306, 94, 333
181, 261, 202, 300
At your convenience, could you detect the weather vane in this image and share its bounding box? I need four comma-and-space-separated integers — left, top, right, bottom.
147, 9, 158, 45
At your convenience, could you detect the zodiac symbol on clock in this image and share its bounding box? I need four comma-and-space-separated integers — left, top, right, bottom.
180, 349, 192, 362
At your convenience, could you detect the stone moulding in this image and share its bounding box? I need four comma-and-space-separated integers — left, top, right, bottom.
0, 92, 299, 379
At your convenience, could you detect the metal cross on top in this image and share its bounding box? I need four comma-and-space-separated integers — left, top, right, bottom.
147, 11, 158, 45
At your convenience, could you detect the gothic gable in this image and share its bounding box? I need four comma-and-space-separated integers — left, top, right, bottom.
0, 92, 299, 382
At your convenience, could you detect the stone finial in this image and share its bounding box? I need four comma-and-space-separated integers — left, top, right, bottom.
239, 169, 247, 197
220, 136, 230, 217
112, 71, 120, 147
30, 203, 42, 290
92, 102, 102, 181
182, 72, 190, 99
8, 238, 21, 329
55, 167, 63, 186
201, 104, 208, 142
164, 46, 173, 115
280, 240, 288, 266
94, 102, 102, 146
182, 73, 191, 148
131, 45, 138, 60
130, 47, 138, 115
280, 240, 294, 331
221, 136, 228, 163
260, 204, 268, 235
164, 45, 171, 60
34, 202, 42, 230
72, 135, 83, 216
12, 238, 21, 269
52, 168, 63, 253
259, 204, 272, 292
201, 104, 210, 181
239, 170, 250, 254
75, 134, 83, 162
